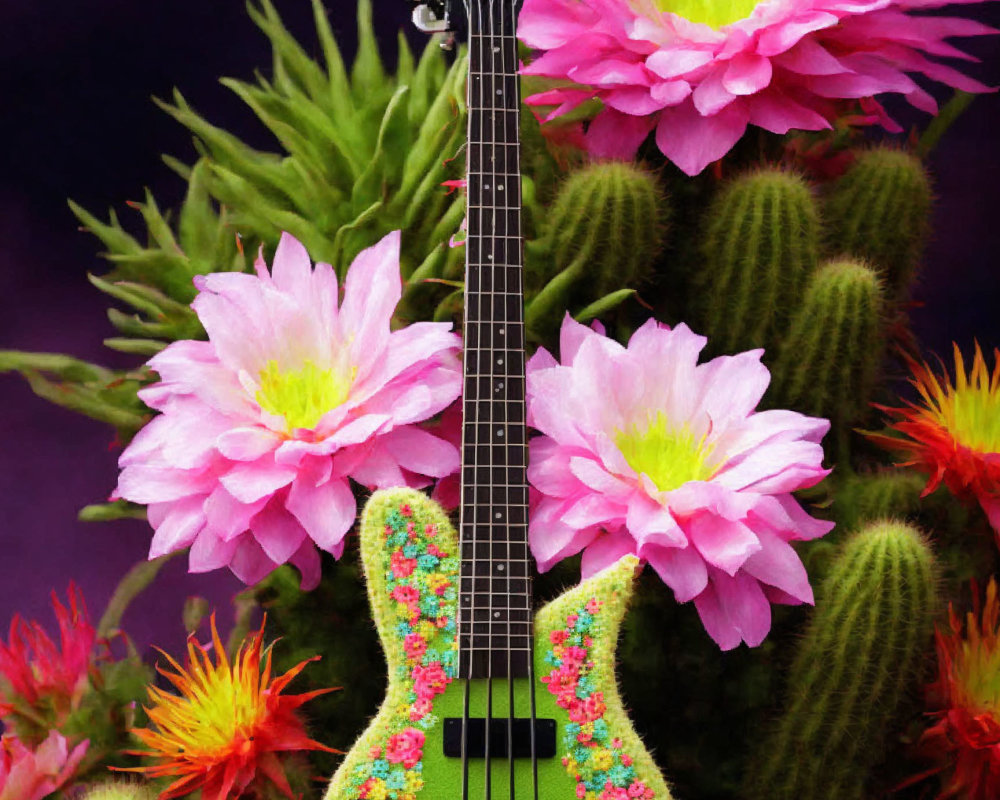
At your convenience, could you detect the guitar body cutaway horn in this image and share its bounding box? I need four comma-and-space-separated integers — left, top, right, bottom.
325, 488, 672, 800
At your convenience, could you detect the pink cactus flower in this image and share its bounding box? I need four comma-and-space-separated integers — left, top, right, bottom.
385, 727, 425, 769
114, 231, 462, 588
526, 315, 834, 649
0, 584, 94, 726
518, 0, 996, 175
0, 731, 88, 800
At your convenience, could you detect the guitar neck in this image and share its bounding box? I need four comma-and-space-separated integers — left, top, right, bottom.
457, 0, 530, 681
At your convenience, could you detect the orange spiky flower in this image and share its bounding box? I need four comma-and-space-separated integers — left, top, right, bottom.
117, 616, 339, 800
914, 578, 1000, 799
870, 343, 1000, 539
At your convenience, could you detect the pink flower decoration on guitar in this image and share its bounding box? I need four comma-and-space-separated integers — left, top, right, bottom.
385, 728, 425, 770
518, 0, 996, 175
114, 231, 462, 588
526, 315, 834, 649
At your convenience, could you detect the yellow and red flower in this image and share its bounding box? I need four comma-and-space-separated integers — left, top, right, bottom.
871, 343, 1000, 539
119, 616, 338, 800
0, 584, 95, 732
916, 578, 1000, 799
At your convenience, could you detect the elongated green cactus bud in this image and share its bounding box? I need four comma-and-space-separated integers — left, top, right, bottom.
746, 520, 937, 800
824, 147, 932, 298
769, 259, 883, 453
524, 161, 667, 339
696, 168, 819, 356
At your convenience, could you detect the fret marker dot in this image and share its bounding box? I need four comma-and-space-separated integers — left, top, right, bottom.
493, 46, 500, 53
497, 564, 505, 572
499, 328, 505, 335
497, 358, 503, 365
485, 184, 490, 190
497, 430, 504, 438
495, 512, 502, 519
497, 89, 502, 95
498, 185, 504, 192
494, 611, 501, 618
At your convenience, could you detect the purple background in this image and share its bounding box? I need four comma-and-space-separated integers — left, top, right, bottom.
1, 1, 998, 658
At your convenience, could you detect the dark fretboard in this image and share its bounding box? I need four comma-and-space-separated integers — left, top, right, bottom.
458, 0, 530, 681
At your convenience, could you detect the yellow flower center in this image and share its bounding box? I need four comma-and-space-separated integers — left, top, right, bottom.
651, 0, 761, 29
256, 359, 355, 430
615, 411, 717, 492
952, 580, 1000, 716
923, 345, 1000, 455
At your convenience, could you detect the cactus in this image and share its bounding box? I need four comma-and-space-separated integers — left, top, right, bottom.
824, 147, 932, 299
746, 520, 937, 800
524, 161, 668, 340
834, 469, 926, 533
80, 782, 155, 800
695, 168, 819, 357
769, 259, 884, 458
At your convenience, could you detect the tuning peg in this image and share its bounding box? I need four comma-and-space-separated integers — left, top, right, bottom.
411, 2, 451, 34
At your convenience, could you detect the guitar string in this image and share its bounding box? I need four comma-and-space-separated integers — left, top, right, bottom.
460, 4, 484, 798
495, 2, 516, 797
484, 0, 497, 795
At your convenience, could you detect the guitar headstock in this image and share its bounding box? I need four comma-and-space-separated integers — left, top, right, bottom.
410, 0, 523, 47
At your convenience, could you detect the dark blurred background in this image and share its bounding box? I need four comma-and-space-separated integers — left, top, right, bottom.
0, 0, 998, 657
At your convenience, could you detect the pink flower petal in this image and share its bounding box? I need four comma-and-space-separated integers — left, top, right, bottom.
741, 528, 814, 603
585, 107, 657, 159
655, 99, 750, 176
229, 536, 279, 585
189, 528, 239, 573
149, 495, 205, 558
723, 53, 774, 95
220, 460, 298, 504
644, 543, 709, 603
249, 501, 308, 565
529, 500, 599, 571
381, 427, 460, 478
581, 529, 638, 578
340, 231, 403, 377
215, 427, 281, 461
290, 539, 325, 590
646, 48, 716, 79
203, 487, 269, 542
694, 569, 772, 649
285, 477, 357, 552
688, 514, 762, 575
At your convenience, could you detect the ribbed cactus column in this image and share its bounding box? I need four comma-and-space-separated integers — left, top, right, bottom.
824, 147, 932, 299
834, 469, 926, 533
769, 259, 883, 457
746, 520, 937, 800
524, 162, 667, 339
696, 168, 819, 357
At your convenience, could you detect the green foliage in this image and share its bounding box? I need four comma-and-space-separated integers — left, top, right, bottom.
524, 161, 667, 340
769, 259, 884, 458
745, 520, 937, 800
695, 168, 819, 357
824, 147, 932, 299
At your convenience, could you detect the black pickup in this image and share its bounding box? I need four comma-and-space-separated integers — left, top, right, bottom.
442, 718, 557, 758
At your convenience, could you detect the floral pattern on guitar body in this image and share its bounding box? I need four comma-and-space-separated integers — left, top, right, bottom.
346, 502, 460, 800
542, 602, 656, 800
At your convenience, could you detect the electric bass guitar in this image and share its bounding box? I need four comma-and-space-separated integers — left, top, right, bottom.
326, 1, 672, 797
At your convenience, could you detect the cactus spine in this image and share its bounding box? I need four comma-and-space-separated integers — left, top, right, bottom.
747, 520, 937, 800
769, 259, 883, 456
696, 168, 819, 356
524, 162, 667, 339
824, 147, 932, 298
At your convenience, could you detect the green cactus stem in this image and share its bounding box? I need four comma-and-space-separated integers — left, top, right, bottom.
696, 168, 819, 357
746, 520, 937, 800
834, 469, 926, 533
769, 259, 884, 459
824, 147, 932, 299
80, 782, 155, 800
524, 161, 667, 340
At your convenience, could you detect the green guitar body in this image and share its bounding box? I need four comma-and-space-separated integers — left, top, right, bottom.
324, 488, 673, 800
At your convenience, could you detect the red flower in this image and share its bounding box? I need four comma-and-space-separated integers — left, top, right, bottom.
0, 584, 94, 729
871, 343, 1000, 540
116, 616, 338, 800
385, 727, 425, 769
915, 578, 1000, 798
